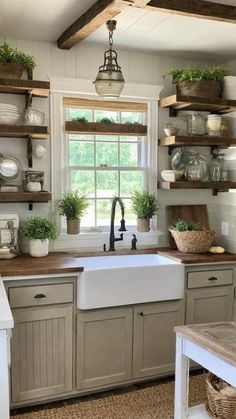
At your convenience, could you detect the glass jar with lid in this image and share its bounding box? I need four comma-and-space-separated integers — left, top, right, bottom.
187, 113, 206, 136
185, 151, 205, 181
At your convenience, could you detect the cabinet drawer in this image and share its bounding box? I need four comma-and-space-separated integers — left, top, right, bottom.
187, 270, 233, 289
9, 283, 74, 308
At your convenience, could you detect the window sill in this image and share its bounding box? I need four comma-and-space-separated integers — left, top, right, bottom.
52, 230, 164, 252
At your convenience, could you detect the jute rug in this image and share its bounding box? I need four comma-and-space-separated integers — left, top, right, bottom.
11, 373, 207, 419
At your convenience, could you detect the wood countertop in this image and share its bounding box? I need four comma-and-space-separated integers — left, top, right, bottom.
157, 247, 236, 264
0, 248, 158, 277
175, 322, 236, 367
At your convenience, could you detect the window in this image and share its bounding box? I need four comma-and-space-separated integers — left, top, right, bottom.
63, 98, 148, 230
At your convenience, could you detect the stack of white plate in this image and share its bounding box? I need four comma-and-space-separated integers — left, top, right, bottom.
0, 103, 21, 124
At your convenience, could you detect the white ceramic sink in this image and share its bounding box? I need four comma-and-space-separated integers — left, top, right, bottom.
76, 254, 184, 309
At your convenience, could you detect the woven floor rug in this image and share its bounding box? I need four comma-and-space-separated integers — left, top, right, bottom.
11, 373, 207, 419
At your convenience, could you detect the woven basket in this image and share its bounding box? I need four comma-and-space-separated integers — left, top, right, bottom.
169, 229, 215, 253
206, 373, 236, 418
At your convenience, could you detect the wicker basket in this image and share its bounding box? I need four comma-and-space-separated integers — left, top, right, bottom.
169, 229, 215, 253
206, 373, 236, 418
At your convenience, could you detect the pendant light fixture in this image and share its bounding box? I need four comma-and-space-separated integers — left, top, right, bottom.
93, 20, 125, 98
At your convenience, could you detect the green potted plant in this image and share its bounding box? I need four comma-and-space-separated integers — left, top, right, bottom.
22, 216, 58, 257
131, 190, 159, 232
169, 219, 215, 253
168, 65, 229, 99
0, 40, 36, 79
56, 190, 89, 234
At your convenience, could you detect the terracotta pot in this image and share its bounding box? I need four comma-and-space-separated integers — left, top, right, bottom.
67, 218, 80, 234
177, 80, 222, 99
137, 218, 150, 233
0, 62, 24, 79
29, 239, 49, 257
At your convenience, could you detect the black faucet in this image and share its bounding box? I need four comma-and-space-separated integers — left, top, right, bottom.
108, 197, 127, 251
131, 234, 137, 250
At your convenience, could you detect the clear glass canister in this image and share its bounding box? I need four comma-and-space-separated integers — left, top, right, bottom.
185, 151, 204, 181
207, 115, 221, 136
187, 113, 206, 136
220, 117, 229, 137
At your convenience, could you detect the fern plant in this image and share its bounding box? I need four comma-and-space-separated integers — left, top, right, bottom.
172, 219, 203, 231
56, 190, 89, 220
131, 190, 159, 219
23, 217, 58, 240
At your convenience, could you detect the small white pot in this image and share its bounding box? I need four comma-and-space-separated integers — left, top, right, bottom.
29, 239, 49, 257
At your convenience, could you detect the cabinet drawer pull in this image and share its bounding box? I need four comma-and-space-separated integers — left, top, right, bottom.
208, 277, 218, 281
34, 293, 46, 299
139, 312, 144, 316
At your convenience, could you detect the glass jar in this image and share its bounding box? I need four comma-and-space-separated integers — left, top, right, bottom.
185, 151, 205, 181
209, 156, 223, 181
187, 113, 206, 136
207, 115, 221, 136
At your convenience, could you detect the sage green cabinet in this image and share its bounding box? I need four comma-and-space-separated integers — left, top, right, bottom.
133, 300, 185, 378
6, 279, 75, 405
76, 300, 185, 389
76, 307, 133, 389
186, 269, 234, 325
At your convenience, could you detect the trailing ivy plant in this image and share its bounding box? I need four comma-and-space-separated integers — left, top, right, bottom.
168, 65, 229, 84
172, 219, 203, 231
131, 190, 159, 219
23, 217, 58, 241
0, 40, 36, 70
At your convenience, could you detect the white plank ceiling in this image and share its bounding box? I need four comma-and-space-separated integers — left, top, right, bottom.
0, 0, 236, 62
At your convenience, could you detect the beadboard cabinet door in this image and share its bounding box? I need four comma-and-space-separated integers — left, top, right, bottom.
11, 305, 73, 403
133, 300, 185, 378
76, 307, 133, 389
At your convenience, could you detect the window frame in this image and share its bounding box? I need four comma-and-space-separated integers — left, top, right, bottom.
50, 78, 163, 251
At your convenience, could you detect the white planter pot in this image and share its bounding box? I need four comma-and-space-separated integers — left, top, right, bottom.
29, 239, 49, 257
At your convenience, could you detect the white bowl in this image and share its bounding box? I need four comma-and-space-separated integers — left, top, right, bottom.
0, 114, 20, 124
161, 170, 183, 182
163, 127, 179, 136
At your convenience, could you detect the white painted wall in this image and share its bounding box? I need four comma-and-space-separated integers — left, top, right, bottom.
1, 37, 236, 251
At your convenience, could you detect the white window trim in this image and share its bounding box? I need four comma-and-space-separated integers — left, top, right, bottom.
50, 77, 163, 251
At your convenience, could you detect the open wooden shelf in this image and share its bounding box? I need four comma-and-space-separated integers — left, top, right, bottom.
159, 135, 236, 147
158, 181, 236, 191
0, 78, 50, 97
0, 192, 52, 203
0, 124, 50, 139
159, 94, 236, 115
65, 121, 147, 136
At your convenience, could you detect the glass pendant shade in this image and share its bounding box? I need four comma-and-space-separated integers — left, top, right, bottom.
93, 21, 125, 98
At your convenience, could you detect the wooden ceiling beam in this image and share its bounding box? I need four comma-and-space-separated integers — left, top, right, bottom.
142, 0, 236, 24
57, 0, 125, 50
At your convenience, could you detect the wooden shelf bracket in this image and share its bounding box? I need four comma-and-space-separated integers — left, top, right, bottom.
27, 136, 33, 168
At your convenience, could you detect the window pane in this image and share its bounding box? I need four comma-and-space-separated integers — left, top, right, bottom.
96, 171, 118, 198
69, 134, 94, 141
69, 108, 92, 121
69, 141, 94, 166
95, 110, 118, 123
120, 135, 140, 143
82, 200, 95, 227
71, 170, 95, 197
121, 111, 143, 124
122, 199, 136, 225
96, 135, 118, 142
120, 143, 138, 167
96, 143, 118, 167
120, 171, 144, 197
97, 199, 112, 226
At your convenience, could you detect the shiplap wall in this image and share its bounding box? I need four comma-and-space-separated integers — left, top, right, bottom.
1, 37, 236, 251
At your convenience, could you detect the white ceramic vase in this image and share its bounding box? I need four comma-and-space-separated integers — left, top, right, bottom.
29, 239, 49, 257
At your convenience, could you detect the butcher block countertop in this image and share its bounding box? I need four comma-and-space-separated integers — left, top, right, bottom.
175, 322, 236, 367
0, 248, 158, 277
157, 247, 236, 264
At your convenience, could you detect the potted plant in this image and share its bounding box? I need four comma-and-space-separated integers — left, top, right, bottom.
169, 219, 215, 254
0, 40, 36, 79
22, 216, 58, 257
56, 190, 89, 234
168, 65, 229, 99
131, 190, 159, 232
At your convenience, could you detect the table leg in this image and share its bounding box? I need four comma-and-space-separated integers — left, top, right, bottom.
174, 332, 190, 419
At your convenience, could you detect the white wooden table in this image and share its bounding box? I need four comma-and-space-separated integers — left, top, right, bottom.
174, 322, 236, 419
